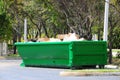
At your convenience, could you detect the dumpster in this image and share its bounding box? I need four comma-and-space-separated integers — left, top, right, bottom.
15, 41, 107, 69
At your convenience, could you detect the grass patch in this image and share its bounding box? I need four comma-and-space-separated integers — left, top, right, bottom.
112, 49, 120, 52
5, 54, 21, 59
7, 54, 20, 57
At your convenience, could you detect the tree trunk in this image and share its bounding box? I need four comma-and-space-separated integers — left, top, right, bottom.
13, 31, 17, 54
42, 21, 49, 38
108, 19, 113, 64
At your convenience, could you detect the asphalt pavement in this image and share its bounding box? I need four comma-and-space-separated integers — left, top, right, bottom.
0, 60, 120, 80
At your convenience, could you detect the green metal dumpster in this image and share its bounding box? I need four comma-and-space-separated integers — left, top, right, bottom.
15, 41, 107, 69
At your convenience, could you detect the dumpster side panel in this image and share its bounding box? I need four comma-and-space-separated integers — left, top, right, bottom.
16, 41, 107, 68
72, 41, 107, 67
16, 42, 71, 67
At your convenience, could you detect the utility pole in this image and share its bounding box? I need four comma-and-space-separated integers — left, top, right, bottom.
103, 0, 109, 41
24, 18, 27, 42
103, 0, 112, 64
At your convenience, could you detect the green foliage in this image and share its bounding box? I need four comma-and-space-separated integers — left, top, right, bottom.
92, 26, 99, 34
112, 26, 120, 48
0, 13, 12, 41
108, 0, 120, 49
0, 1, 12, 42
110, 0, 117, 5
0, 0, 120, 49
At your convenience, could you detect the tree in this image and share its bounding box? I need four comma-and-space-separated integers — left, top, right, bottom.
3, 0, 24, 54
50, 0, 105, 40
108, 0, 120, 49
0, 0, 12, 42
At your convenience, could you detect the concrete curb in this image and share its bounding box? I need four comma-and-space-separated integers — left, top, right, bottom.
60, 71, 120, 76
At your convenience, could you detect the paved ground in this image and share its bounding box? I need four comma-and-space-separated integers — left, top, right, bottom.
0, 60, 120, 80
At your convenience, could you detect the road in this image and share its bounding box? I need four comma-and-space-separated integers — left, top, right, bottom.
0, 60, 120, 80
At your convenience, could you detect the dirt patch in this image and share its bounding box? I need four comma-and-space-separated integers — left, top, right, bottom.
112, 58, 120, 67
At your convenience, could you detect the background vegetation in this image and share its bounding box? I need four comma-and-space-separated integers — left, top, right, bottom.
0, 0, 120, 49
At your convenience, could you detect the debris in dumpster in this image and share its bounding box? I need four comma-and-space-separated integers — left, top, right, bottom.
29, 33, 87, 42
